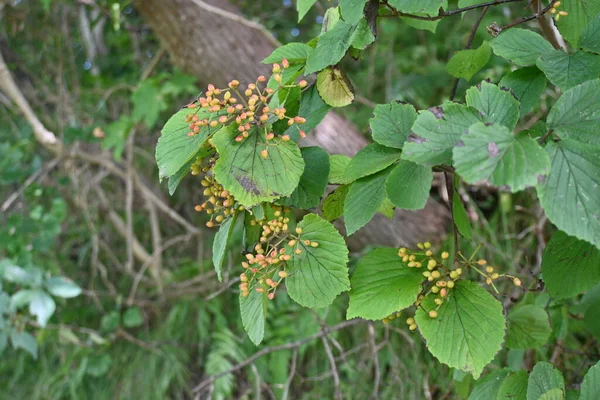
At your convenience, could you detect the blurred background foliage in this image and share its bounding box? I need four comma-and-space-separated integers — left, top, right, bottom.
0, 0, 596, 399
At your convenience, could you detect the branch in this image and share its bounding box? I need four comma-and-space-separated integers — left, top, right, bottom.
380, 0, 524, 21
497, 0, 558, 32
449, 5, 490, 100
192, 319, 366, 394
0, 51, 62, 152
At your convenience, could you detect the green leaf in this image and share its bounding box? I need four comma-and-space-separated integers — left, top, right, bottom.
212, 126, 305, 207
123, 307, 144, 328
240, 289, 267, 345
527, 362, 565, 400
213, 213, 239, 282
316, 66, 355, 107
322, 6, 342, 32
546, 79, 600, 146
329, 154, 352, 184
388, 0, 448, 15
283, 85, 331, 141
378, 197, 396, 219
45, 276, 81, 298
347, 248, 424, 320
350, 18, 376, 50
556, 0, 600, 46
490, 28, 555, 66
500, 67, 548, 115
340, 0, 368, 25
453, 189, 472, 239
542, 231, 600, 300
262, 43, 312, 64
536, 50, 600, 91
506, 305, 552, 349
402, 18, 440, 33
537, 139, 600, 249
580, 360, 600, 400
466, 81, 521, 130
468, 369, 512, 400
305, 21, 356, 74
415, 280, 505, 379
10, 290, 35, 310
370, 102, 417, 149
28, 290, 56, 327
402, 103, 482, 166
280, 147, 330, 209
344, 167, 392, 235
132, 80, 166, 128
156, 107, 220, 178
10, 331, 37, 359
447, 42, 491, 80
322, 185, 350, 222
167, 159, 193, 196
86, 354, 113, 377
580, 14, 600, 54
297, 0, 317, 22
284, 214, 350, 308
1, 261, 33, 285
100, 311, 120, 332
345, 143, 403, 182
453, 123, 550, 192
538, 388, 565, 400
385, 160, 432, 210
498, 371, 529, 400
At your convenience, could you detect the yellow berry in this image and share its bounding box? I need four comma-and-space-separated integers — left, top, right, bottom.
514, 278, 522, 287
424, 242, 431, 249
429, 310, 438, 318
491, 273, 499, 280
409, 324, 417, 331
428, 259, 437, 269
477, 259, 487, 266
447, 281, 455, 288
441, 252, 449, 260
406, 317, 415, 325
486, 266, 494, 273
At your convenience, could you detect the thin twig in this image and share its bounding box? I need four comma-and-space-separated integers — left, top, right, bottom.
380, 0, 523, 21
498, 0, 557, 32
192, 320, 365, 393
449, 5, 490, 101
1, 157, 60, 212
281, 349, 298, 400
322, 335, 342, 400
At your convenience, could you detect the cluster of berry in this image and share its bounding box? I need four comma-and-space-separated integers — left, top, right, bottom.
194, 174, 239, 228
381, 242, 524, 330
183, 60, 308, 151
397, 243, 461, 320
469, 258, 521, 292
239, 207, 317, 300
549, 1, 568, 21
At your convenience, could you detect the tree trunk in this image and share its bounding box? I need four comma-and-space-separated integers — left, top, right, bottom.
134, 0, 450, 248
